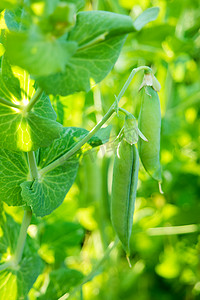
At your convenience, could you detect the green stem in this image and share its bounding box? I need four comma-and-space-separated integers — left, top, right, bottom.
13, 208, 32, 265
116, 66, 152, 102
28, 151, 38, 180
58, 239, 119, 300
0, 96, 22, 109
24, 87, 43, 113
40, 105, 115, 176
146, 224, 200, 236
0, 261, 13, 271
118, 107, 135, 118
165, 90, 200, 117
0, 223, 198, 272
40, 66, 152, 176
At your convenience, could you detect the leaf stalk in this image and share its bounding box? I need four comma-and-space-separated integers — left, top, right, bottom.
39, 66, 152, 175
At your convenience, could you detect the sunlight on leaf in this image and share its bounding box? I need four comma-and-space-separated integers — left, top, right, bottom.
0, 271, 18, 300
17, 119, 32, 151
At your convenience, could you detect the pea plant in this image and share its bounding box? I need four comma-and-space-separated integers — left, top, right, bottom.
0, 1, 161, 299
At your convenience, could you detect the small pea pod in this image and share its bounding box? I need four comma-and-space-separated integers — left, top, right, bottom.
111, 139, 139, 254
138, 85, 162, 181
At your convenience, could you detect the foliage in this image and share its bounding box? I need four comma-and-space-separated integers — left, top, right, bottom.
0, 0, 200, 299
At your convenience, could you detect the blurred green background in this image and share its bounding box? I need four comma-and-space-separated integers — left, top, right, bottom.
5, 0, 200, 299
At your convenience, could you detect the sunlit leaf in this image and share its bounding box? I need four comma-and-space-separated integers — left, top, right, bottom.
0, 213, 42, 300
0, 58, 62, 151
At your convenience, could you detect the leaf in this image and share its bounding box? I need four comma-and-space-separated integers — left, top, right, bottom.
21, 159, 79, 217
68, 0, 85, 11
0, 126, 110, 209
133, 7, 160, 31
38, 267, 83, 300
20, 126, 111, 216
0, 60, 62, 151
41, 221, 84, 247
0, 213, 42, 300
4, 6, 25, 31
91, 125, 112, 146
20, 128, 84, 216
1, 56, 21, 99
0, 150, 28, 206
36, 11, 135, 95
5, 28, 78, 76
68, 11, 134, 45
0, 0, 19, 11
38, 126, 112, 169
51, 96, 65, 124
0, 214, 19, 260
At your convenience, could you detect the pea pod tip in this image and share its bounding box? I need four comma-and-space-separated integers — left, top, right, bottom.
158, 182, 164, 194
126, 255, 132, 268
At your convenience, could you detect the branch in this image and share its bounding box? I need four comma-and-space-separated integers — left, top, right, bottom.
28, 151, 38, 180
40, 104, 115, 175
39, 66, 152, 176
13, 208, 32, 265
0, 96, 22, 109
58, 239, 119, 300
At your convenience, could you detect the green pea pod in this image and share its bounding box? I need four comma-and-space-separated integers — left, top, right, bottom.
138, 86, 162, 181
111, 139, 139, 255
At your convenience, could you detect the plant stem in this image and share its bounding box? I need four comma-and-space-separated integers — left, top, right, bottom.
40, 105, 116, 175
116, 66, 152, 102
0, 96, 22, 109
13, 208, 32, 265
40, 66, 152, 176
58, 239, 119, 300
28, 151, 38, 180
0, 261, 13, 271
146, 224, 200, 236
24, 87, 43, 113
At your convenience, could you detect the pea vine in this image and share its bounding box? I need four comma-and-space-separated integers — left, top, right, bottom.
0, 1, 161, 299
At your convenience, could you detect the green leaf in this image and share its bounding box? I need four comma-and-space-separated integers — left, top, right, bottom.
20, 128, 83, 217
0, 213, 42, 300
68, 11, 135, 45
0, 0, 19, 11
36, 11, 135, 95
21, 159, 79, 217
20, 126, 111, 216
1, 56, 21, 99
90, 125, 112, 146
0, 214, 19, 260
40, 221, 84, 247
67, 0, 85, 11
51, 96, 65, 124
38, 267, 83, 300
0, 150, 28, 206
38, 126, 112, 169
4, 6, 25, 31
0, 126, 110, 209
0, 61, 62, 151
133, 7, 160, 31
5, 28, 78, 76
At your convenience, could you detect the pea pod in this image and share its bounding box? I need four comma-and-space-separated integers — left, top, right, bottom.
111, 139, 139, 254
138, 85, 162, 181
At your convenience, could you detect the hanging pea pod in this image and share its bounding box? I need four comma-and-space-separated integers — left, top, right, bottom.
138, 82, 162, 182
111, 139, 139, 255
